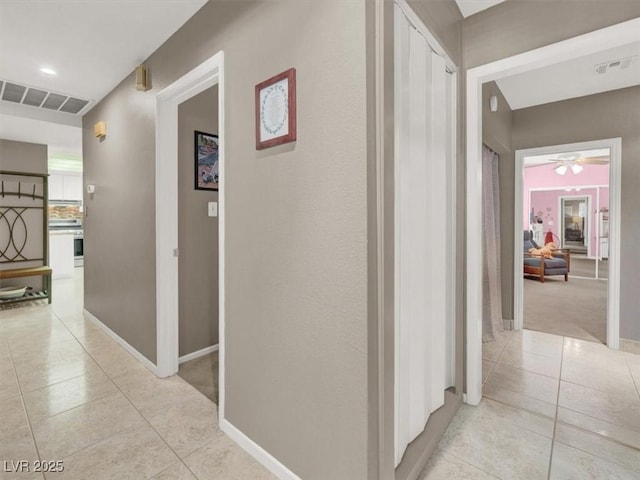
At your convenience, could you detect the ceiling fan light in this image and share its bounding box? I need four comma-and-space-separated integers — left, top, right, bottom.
555, 165, 568, 175
571, 164, 583, 174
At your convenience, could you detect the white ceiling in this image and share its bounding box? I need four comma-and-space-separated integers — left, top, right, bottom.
496, 42, 640, 110
0, 113, 82, 156
455, 0, 506, 18
0, 0, 207, 156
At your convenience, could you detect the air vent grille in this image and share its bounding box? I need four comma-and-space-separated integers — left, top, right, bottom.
2, 82, 26, 103
60, 97, 89, 114
595, 55, 637, 75
0, 79, 91, 115
22, 88, 48, 107
41, 93, 67, 110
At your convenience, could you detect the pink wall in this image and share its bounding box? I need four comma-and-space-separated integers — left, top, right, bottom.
524, 163, 609, 257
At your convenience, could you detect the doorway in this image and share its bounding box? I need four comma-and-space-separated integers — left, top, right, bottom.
465, 18, 634, 403
519, 144, 613, 344
175, 85, 220, 404
155, 52, 226, 419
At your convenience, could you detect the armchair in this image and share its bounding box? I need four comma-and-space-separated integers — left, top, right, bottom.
523, 230, 571, 283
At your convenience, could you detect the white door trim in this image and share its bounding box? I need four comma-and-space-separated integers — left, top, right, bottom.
466, 18, 639, 405
155, 52, 226, 422
515, 140, 620, 339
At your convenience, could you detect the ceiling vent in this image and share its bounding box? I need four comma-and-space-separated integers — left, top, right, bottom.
594, 55, 637, 75
0, 79, 91, 114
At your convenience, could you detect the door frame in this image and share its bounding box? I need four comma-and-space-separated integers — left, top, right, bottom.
154, 52, 226, 420
514, 140, 620, 340
465, 18, 638, 405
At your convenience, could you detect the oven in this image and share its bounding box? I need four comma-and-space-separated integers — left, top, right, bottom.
73, 232, 84, 267
48, 216, 84, 267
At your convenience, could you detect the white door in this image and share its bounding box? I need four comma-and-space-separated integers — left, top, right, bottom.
394, 1, 456, 466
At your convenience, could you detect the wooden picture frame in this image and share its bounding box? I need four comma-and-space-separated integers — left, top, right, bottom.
194, 131, 219, 191
255, 68, 296, 150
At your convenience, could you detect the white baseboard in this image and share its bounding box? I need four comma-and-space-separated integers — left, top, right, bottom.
219, 418, 301, 480
179, 344, 219, 364
83, 308, 159, 376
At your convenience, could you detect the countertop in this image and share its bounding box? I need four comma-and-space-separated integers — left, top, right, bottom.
49, 230, 82, 236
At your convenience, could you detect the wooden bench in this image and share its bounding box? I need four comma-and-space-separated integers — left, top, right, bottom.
0, 266, 52, 304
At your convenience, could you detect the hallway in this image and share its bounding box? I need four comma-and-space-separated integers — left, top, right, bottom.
0, 269, 273, 479
420, 329, 640, 479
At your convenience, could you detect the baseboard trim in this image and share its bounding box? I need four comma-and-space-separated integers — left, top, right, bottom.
83, 308, 159, 376
621, 338, 640, 355
219, 418, 301, 480
179, 344, 219, 364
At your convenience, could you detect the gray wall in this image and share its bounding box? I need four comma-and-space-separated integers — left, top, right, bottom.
178, 86, 219, 357
462, 2, 640, 337
482, 82, 514, 320
512, 86, 640, 341
0, 139, 47, 174
407, 0, 462, 65
0, 139, 48, 290
463, 0, 640, 69
83, 1, 369, 478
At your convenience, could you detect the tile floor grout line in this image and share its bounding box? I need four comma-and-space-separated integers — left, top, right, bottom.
554, 403, 640, 436
435, 448, 505, 479
46, 308, 194, 478
552, 420, 640, 454
547, 336, 566, 480
625, 355, 640, 400
67, 309, 222, 479
551, 436, 640, 474
6, 327, 45, 469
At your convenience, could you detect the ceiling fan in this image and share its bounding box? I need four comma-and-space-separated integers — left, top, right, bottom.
551, 152, 609, 175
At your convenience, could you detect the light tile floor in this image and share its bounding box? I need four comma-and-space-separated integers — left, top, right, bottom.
4, 270, 639, 479
0, 269, 274, 480
420, 329, 640, 480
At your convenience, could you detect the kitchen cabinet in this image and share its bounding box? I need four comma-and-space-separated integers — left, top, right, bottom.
49, 172, 82, 201
49, 232, 74, 279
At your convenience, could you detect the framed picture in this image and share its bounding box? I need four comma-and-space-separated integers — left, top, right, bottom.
255, 68, 296, 150
194, 130, 219, 191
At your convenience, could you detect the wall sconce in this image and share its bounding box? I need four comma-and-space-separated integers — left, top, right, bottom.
87, 184, 96, 194
94, 121, 106, 139
136, 65, 149, 91
489, 95, 498, 112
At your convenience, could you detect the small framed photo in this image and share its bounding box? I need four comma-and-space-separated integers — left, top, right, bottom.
194, 130, 219, 191
255, 68, 296, 150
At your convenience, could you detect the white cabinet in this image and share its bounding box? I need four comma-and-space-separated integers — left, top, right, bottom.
49, 175, 65, 199
49, 172, 82, 201
63, 175, 83, 201
49, 233, 74, 279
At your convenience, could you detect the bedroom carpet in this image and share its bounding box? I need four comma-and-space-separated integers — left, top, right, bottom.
568, 256, 609, 279
524, 276, 607, 344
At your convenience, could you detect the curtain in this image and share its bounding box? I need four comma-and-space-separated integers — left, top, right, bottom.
394, 3, 453, 466
482, 146, 504, 342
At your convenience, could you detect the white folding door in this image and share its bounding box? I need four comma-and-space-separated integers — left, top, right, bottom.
394, 2, 455, 466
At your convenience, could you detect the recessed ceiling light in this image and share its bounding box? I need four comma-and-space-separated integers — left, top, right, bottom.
40, 67, 56, 75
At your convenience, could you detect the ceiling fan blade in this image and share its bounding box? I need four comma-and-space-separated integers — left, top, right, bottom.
578, 155, 609, 165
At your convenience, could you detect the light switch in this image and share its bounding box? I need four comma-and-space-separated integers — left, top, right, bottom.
208, 202, 218, 217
